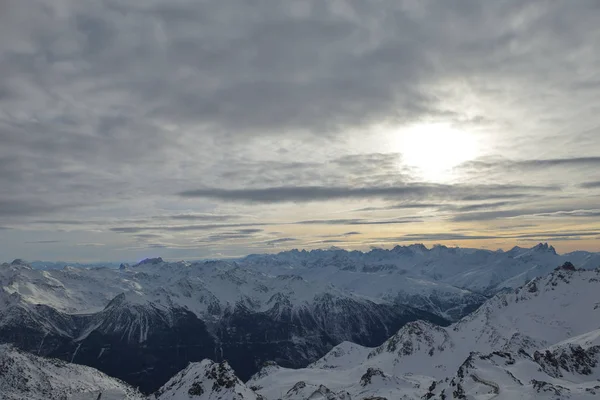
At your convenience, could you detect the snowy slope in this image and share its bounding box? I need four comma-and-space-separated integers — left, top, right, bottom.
0, 344, 143, 400
154, 359, 262, 400
3, 243, 597, 322
425, 348, 600, 399
0, 257, 446, 392
2, 243, 599, 396
243, 243, 600, 299
249, 266, 600, 399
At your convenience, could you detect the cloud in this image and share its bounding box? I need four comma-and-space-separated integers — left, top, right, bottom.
377, 230, 600, 243
459, 157, 600, 172
264, 238, 297, 246
111, 223, 271, 234
453, 208, 600, 222
353, 203, 443, 212
178, 184, 557, 204
580, 181, 600, 189
296, 217, 422, 225
134, 234, 163, 239
165, 213, 242, 221
453, 201, 517, 212
0, 199, 67, 217
2, 0, 600, 258
196, 229, 265, 243
25, 240, 61, 244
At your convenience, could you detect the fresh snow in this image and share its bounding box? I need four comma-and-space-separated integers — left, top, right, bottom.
153, 359, 262, 400
250, 266, 600, 399
0, 344, 143, 400
1, 244, 600, 399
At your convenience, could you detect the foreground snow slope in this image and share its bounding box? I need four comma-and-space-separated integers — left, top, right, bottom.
0, 344, 143, 400
250, 266, 600, 399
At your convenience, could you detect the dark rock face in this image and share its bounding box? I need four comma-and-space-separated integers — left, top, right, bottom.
360, 367, 386, 387
555, 261, 577, 271
134, 257, 164, 267
58, 308, 216, 393
0, 294, 449, 394
534, 345, 600, 378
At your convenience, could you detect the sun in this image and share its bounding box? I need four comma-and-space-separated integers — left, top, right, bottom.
396, 123, 478, 182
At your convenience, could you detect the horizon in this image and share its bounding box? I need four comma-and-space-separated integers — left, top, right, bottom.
1, 241, 592, 264
1, 1, 600, 261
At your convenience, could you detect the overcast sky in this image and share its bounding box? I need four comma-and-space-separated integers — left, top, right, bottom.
1, 0, 600, 261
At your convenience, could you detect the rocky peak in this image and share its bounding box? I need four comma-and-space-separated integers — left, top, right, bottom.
155, 359, 261, 400
555, 261, 577, 271
360, 367, 386, 387
104, 293, 127, 309
532, 242, 557, 255
134, 257, 164, 267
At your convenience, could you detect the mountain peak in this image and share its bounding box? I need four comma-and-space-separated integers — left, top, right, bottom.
104, 292, 127, 309
134, 257, 164, 267
155, 359, 261, 400
532, 242, 557, 254
555, 261, 577, 271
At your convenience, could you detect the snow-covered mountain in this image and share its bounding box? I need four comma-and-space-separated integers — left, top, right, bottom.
0, 255, 444, 392
1, 243, 599, 396
0, 344, 143, 400
249, 265, 600, 399
154, 360, 263, 400
243, 243, 600, 299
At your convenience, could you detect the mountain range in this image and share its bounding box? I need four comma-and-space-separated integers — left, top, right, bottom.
1, 243, 599, 398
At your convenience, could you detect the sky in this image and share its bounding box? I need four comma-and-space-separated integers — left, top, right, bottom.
1, 0, 600, 262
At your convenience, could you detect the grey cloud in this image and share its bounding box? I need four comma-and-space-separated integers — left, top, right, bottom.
166, 214, 242, 221
179, 184, 557, 204
454, 208, 600, 222
111, 223, 270, 234
264, 238, 297, 246
317, 239, 345, 244
354, 203, 443, 212
197, 229, 264, 243
453, 201, 516, 212
379, 230, 600, 243
32, 220, 93, 226
111, 227, 145, 234
355, 201, 515, 213
458, 157, 600, 173
0, 199, 67, 218
580, 181, 600, 189
390, 233, 499, 242
512, 231, 600, 239
198, 234, 251, 243
147, 243, 168, 249
296, 217, 421, 226
236, 229, 264, 234
533, 210, 600, 218
458, 193, 537, 201
134, 234, 163, 239
25, 240, 61, 244
2, 0, 600, 258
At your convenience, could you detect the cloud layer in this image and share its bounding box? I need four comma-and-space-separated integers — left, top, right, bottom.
1, 0, 600, 260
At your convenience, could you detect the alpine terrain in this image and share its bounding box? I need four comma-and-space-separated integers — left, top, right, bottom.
0, 244, 599, 399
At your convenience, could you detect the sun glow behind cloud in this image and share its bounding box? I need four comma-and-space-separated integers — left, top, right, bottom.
394, 123, 479, 182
